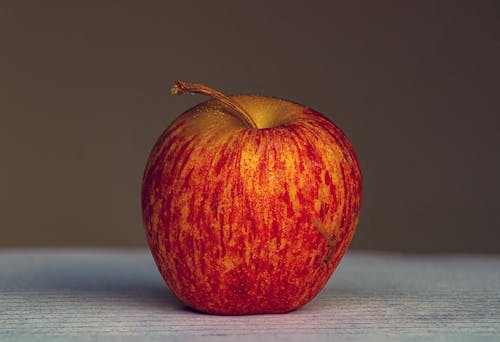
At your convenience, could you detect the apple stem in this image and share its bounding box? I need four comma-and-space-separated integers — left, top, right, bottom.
171, 80, 259, 129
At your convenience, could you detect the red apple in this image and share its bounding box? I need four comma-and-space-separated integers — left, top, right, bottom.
141, 80, 362, 315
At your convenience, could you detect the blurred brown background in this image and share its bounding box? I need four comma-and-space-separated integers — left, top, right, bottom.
1, 1, 499, 252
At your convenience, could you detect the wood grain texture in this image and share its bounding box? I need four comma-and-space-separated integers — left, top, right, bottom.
0, 250, 499, 341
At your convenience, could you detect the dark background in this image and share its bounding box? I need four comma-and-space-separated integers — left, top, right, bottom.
1, 1, 499, 252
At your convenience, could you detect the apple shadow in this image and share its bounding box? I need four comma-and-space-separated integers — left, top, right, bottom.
6, 251, 186, 312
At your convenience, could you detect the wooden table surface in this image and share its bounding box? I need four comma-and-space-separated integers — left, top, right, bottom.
1, 249, 499, 341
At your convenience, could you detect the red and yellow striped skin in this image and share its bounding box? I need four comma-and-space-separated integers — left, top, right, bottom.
142, 96, 362, 315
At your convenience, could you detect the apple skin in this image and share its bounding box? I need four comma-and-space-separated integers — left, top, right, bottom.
142, 94, 362, 315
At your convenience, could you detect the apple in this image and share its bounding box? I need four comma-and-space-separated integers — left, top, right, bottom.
141, 80, 362, 315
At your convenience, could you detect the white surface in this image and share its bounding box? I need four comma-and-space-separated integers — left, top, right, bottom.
0, 249, 499, 341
